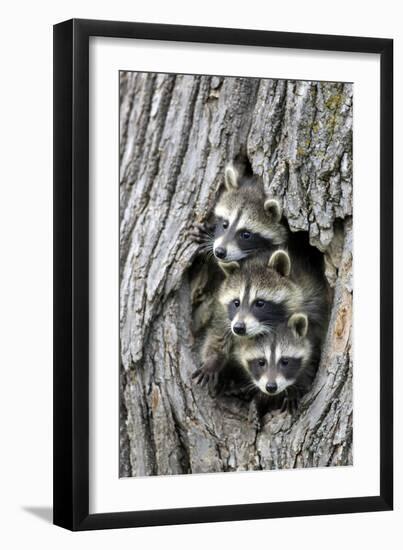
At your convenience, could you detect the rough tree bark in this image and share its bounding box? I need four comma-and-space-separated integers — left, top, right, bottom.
119, 72, 353, 477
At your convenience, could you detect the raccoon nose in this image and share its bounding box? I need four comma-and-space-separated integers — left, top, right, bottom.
266, 382, 277, 394
215, 247, 227, 259
233, 322, 246, 335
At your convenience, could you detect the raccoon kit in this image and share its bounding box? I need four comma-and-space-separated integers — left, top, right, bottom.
218, 249, 328, 339
192, 163, 329, 415
191, 164, 287, 263
235, 313, 318, 414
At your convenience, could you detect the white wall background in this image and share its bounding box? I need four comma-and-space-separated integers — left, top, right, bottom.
0, 0, 400, 547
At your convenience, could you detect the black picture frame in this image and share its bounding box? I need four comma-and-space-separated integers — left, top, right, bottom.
53, 18, 393, 531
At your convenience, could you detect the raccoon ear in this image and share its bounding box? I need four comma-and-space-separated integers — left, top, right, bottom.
288, 313, 309, 339
224, 164, 239, 190
268, 250, 291, 277
264, 199, 282, 223
219, 261, 240, 278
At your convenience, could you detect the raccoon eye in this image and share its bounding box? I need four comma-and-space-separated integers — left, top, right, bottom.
258, 359, 266, 367
233, 299, 240, 308
279, 358, 289, 367
241, 231, 251, 239
255, 299, 265, 308
222, 220, 229, 229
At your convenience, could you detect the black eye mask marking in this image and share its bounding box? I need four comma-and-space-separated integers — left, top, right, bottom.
251, 300, 288, 326
279, 357, 302, 379
248, 356, 303, 383
236, 230, 273, 253
227, 297, 287, 326
249, 358, 267, 379
214, 215, 276, 257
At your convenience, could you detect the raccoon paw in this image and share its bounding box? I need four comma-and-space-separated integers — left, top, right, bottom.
280, 389, 300, 415
191, 357, 223, 390
189, 222, 213, 247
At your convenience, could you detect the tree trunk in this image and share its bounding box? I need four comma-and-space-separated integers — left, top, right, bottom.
119, 72, 353, 476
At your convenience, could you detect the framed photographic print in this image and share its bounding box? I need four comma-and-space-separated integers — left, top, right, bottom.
53, 19, 393, 531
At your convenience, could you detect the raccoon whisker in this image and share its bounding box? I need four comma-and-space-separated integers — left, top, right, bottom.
205, 250, 215, 261
241, 248, 263, 254
247, 328, 268, 338
197, 246, 215, 261
260, 324, 275, 334
194, 225, 215, 241
223, 326, 233, 339
224, 322, 233, 336
242, 382, 258, 396
199, 248, 214, 257
198, 241, 214, 251
262, 319, 283, 328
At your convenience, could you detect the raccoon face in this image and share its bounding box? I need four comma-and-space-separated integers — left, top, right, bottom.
238, 313, 311, 396
212, 165, 287, 262
219, 250, 301, 338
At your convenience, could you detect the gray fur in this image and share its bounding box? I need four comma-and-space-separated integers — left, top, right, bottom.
212, 166, 288, 262
235, 313, 319, 414
218, 250, 329, 340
